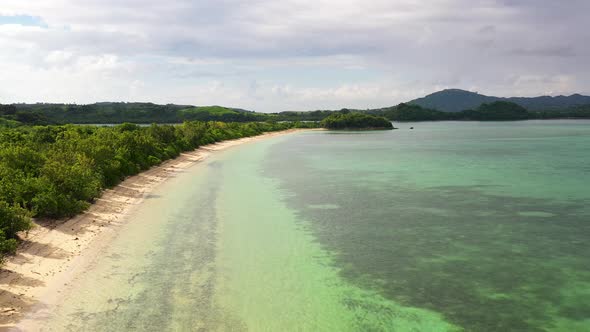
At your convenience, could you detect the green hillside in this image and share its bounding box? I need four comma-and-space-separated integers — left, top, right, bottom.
409, 89, 590, 112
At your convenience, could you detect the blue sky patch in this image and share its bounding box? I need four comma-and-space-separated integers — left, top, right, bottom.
0, 15, 47, 27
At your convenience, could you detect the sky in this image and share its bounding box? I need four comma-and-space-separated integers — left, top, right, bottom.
1, 0, 589, 112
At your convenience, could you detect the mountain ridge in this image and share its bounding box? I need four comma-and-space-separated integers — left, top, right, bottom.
408, 89, 590, 112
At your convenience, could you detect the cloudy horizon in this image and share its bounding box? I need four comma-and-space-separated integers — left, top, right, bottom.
1, 0, 589, 112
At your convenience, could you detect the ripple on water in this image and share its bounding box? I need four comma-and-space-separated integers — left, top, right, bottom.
517, 211, 556, 218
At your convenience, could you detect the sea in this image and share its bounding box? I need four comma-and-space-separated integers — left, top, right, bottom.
30, 120, 590, 332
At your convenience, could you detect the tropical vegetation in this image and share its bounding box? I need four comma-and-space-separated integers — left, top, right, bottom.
320, 112, 393, 130
0, 120, 316, 260
4, 99, 590, 127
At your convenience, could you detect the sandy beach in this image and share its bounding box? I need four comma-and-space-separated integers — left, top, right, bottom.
0, 129, 304, 330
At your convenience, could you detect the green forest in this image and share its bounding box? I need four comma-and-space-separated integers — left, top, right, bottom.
320, 112, 394, 129
0, 103, 269, 125
3, 100, 589, 126
0, 121, 316, 260
366, 101, 590, 121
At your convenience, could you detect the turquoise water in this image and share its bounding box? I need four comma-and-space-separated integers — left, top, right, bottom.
27, 121, 590, 331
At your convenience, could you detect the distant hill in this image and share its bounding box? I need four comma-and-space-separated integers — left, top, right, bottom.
1, 102, 263, 124
3, 96, 590, 125
408, 89, 590, 112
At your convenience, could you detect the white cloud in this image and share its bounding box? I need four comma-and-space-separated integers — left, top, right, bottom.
1, 0, 589, 111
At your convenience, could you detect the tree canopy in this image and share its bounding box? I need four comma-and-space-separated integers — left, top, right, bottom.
2, 101, 590, 126
0, 120, 316, 260
460, 101, 530, 120
320, 112, 393, 130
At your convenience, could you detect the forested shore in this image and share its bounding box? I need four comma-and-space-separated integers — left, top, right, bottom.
1, 98, 589, 259
2, 101, 590, 126
0, 121, 316, 260
320, 113, 394, 130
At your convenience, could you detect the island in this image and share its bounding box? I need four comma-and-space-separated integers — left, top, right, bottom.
320, 112, 394, 130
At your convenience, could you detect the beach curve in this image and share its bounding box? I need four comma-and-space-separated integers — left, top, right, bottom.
0, 128, 306, 330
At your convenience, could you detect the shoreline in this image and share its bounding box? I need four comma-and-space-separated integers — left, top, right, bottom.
0, 128, 306, 329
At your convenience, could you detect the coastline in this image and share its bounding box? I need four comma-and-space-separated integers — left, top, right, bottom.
0, 128, 306, 329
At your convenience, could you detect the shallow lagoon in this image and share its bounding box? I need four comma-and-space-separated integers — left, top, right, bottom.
33, 120, 590, 331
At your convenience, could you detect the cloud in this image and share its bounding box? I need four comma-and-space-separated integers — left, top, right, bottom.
509, 46, 576, 58
1, 0, 589, 111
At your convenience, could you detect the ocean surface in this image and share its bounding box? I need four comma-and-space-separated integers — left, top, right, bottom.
31, 120, 590, 331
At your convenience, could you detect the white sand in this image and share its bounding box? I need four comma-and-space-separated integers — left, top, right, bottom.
0, 129, 306, 329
